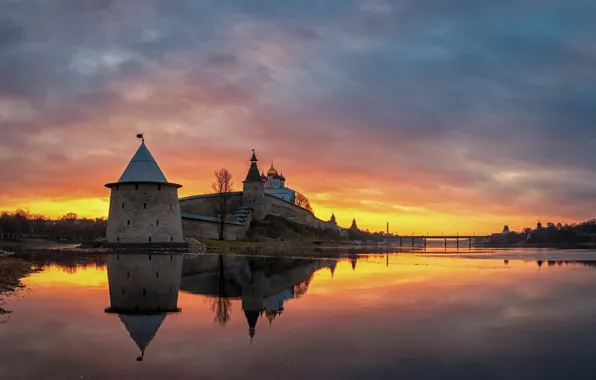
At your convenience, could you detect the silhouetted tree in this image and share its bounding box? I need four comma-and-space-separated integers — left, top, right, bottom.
211, 169, 234, 241
295, 192, 313, 213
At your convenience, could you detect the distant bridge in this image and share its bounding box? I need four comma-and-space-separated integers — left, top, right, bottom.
392, 235, 490, 248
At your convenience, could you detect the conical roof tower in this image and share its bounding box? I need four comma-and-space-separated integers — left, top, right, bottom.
104, 135, 185, 245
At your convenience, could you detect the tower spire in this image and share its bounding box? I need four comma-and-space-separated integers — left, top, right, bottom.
245, 150, 262, 182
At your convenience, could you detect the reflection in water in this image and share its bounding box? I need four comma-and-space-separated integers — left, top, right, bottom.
181, 254, 341, 341
105, 253, 183, 361
7, 250, 596, 379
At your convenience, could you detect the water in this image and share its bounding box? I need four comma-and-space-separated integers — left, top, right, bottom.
3, 248, 596, 379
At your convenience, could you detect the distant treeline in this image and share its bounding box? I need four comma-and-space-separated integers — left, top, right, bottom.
491, 219, 596, 246
0, 210, 106, 242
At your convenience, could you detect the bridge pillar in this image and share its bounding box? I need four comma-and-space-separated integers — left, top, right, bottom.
456, 239, 459, 249
411, 237, 415, 247
444, 238, 447, 248
469, 239, 472, 248
399, 238, 403, 246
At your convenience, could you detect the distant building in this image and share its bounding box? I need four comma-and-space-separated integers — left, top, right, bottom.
260, 162, 296, 203
104, 137, 184, 245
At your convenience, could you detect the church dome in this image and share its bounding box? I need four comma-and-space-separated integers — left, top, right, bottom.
267, 163, 277, 176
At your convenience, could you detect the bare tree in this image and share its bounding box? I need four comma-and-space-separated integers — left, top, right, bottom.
295, 192, 313, 213
211, 169, 234, 240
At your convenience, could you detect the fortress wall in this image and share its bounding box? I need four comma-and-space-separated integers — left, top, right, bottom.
106, 183, 184, 244
182, 218, 245, 240
265, 195, 323, 229
179, 193, 244, 218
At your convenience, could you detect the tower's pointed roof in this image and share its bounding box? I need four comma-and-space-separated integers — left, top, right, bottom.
245, 310, 260, 342
118, 314, 167, 362
119, 142, 168, 183
106, 139, 181, 188
244, 149, 263, 183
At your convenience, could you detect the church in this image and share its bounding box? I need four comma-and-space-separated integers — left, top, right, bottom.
260, 162, 296, 203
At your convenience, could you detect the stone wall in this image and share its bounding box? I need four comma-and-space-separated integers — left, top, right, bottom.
179, 191, 340, 241
179, 192, 244, 218
265, 195, 323, 228
181, 218, 246, 241
106, 183, 184, 244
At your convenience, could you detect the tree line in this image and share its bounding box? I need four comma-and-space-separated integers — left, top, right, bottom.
0, 210, 107, 242
490, 219, 596, 246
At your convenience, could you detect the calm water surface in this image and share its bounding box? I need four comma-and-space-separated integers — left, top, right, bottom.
2, 248, 596, 380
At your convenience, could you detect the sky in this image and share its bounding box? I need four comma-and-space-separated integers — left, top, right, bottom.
1, 0, 596, 235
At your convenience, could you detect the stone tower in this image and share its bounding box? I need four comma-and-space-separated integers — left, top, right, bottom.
105, 136, 184, 245
243, 149, 266, 220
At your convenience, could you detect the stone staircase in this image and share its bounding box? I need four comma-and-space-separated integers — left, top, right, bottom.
232, 205, 252, 226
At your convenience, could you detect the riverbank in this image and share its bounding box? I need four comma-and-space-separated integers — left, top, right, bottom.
482, 241, 596, 249
0, 255, 36, 315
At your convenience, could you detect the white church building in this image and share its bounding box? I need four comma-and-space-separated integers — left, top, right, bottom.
259, 162, 296, 203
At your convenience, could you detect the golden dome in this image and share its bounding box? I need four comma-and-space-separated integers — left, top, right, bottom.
267, 162, 277, 176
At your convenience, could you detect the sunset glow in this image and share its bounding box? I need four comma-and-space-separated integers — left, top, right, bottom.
2, 1, 595, 234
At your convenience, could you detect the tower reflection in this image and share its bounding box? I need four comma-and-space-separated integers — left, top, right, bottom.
181, 255, 337, 342
105, 253, 183, 361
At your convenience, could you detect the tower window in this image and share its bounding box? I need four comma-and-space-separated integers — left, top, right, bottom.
170, 204, 172, 210
170, 237, 173, 242
135, 184, 139, 190
149, 237, 152, 242
121, 203, 124, 209
156, 271, 159, 278
158, 184, 162, 191
127, 220, 130, 225
156, 220, 159, 226
117, 237, 120, 242
143, 203, 147, 209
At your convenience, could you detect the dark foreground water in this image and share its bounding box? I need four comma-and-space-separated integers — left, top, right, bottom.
3, 248, 596, 379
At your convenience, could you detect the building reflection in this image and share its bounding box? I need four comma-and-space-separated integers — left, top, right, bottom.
181, 255, 339, 342
105, 253, 183, 361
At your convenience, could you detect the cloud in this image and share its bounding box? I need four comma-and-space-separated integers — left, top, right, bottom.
1, 0, 596, 231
